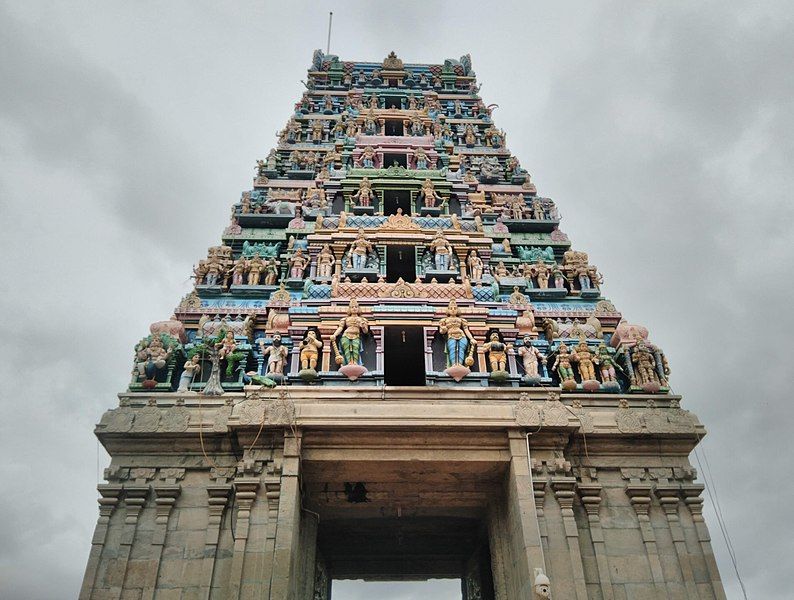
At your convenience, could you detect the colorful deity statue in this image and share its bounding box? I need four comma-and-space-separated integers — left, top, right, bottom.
359, 146, 376, 169
414, 147, 429, 170
216, 331, 241, 377
231, 257, 248, 286
333, 299, 370, 365
263, 257, 280, 285
316, 244, 336, 278
597, 342, 618, 383
551, 342, 576, 385
419, 178, 442, 208
304, 185, 327, 210
348, 228, 374, 270
464, 124, 476, 146
246, 254, 265, 285
572, 339, 598, 382
428, 230, 453, 270
493, 261, 509, 281
352, 177, 375, 208
134, 336, 174, 381
409, 115, 424, 136
299, 330, 323, 370
518, 337, 546, 378
288, 249, 309, 279
551, 263, 567, 289
631, 340, 669, 387
438, 299, 475, 367
531, 259, 549, 289
363, 110, 378, 135
483, 332, 510, 372
177, 354, 201, 392
467, 250, 484, 280
259, 334, 289, 376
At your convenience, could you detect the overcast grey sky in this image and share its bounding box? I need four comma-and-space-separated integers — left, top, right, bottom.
1, 1, 792, 598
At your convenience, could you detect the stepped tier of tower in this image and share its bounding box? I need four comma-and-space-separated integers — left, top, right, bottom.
131, 51, 670, 394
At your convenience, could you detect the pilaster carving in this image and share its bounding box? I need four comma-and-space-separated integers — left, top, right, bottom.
551, 477, 587, 600
681, 484, 727, 599
577, 480, 613, 600
624, 482, 666, 598
79, 484, 124, 600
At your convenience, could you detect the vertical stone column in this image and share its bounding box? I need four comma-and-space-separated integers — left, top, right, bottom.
140, 468, 184, 600
577, 482, 614, 600
228, 476, 261, 599
550, 477, 588, 600
269, 431, 303, 600
625, 482, 667, 599
201, 471, 233, 600
531, 463, 550, 567
504, 429, 546, 597
655, 483, 700, 598
79, 483, 123, 600
681, 484, 727, 600
113, 468, 156, 599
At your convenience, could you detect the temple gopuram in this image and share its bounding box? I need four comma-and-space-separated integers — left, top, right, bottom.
82, 52, 727, 600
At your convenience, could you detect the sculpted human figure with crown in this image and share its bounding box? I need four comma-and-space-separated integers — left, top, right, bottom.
438, 299, 475, 381
332, 299, 370, 381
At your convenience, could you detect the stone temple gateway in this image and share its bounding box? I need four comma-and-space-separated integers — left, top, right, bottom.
82, 52, 727, 599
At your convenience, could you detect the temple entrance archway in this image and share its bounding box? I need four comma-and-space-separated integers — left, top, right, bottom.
302, 429, 506, 600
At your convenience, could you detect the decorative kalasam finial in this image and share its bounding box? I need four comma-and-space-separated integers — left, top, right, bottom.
382, 51, 404, 70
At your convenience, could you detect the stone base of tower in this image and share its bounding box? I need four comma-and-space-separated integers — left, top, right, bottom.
82, 387, 726, 600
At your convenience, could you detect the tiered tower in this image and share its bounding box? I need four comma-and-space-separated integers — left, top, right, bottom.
82, 52, 726, 600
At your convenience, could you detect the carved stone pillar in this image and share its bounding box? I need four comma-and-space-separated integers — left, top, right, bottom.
504, 429, 546, 597
139, 480, 181, 600
113, 467, 156, 598
78, 484, 123, 600
201, 473, 233, 600
228, 477, 261, 599
625, 482, 667, 599
577, 482, 614, 600
531, 461, 549, 565
269, 431, 303, 600
551, 477, 588, 600
681, 484, 727, 600
655, 483, 700, 598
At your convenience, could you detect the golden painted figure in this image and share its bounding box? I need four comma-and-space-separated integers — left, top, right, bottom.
299, 330, 323, 370
438, 299, 475, 367
482, 332, 511, 372
572, 339, 598, 381
333, 299, 370, 365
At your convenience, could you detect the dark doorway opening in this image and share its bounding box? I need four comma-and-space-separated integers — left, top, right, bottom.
383, 153, 407, 168
387, 245, 416, 283
384, 119, 404, 136
384, 96, 401, 109
383, 189, 411, 215
384, 326, 425, 386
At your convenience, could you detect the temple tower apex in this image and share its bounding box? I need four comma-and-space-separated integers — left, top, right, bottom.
81, 51, 726, 599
